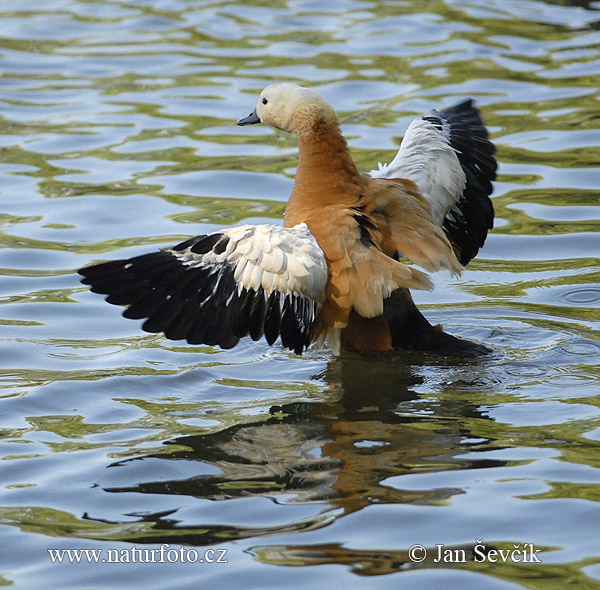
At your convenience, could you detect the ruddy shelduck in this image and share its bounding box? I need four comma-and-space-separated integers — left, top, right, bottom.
79, 83, 496, 356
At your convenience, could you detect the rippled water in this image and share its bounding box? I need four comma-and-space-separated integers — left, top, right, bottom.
1, 1, 599, 588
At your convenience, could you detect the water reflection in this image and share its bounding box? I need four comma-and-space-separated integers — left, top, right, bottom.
90, 354, 505, 547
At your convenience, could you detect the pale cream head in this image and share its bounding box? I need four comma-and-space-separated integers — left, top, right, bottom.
237, 83, 339, 134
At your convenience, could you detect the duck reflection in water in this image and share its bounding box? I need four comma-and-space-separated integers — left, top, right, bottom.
89, 353, 503, 566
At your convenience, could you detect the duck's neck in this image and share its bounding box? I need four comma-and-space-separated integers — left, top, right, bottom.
284, 121, 363, 227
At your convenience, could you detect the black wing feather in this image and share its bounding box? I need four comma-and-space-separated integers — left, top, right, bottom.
78, 233, 319, 355
438, 99, 497, 265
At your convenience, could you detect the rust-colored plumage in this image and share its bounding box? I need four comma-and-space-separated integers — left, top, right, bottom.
259, 83, 482, 353
79, 82, 496, 357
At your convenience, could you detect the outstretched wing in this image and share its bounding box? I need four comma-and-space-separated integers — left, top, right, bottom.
371, 99, 496, 265
78, 223, 328, 355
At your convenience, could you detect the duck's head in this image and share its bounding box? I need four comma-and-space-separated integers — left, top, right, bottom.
237, 83, 338, 134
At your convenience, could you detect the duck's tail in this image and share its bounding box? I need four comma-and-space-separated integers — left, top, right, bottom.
383, 288, 491, 357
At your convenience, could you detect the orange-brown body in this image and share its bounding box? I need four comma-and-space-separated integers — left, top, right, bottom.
282, 112, 461, 353
80, 83, 494, 357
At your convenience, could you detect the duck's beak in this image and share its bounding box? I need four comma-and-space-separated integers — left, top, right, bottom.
237, 110, 261, 126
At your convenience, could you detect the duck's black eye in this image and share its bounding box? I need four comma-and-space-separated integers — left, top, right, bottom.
262, 97, 268, 105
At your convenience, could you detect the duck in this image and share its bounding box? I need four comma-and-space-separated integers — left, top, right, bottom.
78, 82, 496, 357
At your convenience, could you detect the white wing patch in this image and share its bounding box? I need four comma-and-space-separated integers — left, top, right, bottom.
78, 223, 329, 355
171, 223, 327, 302
370, 114, 466, 225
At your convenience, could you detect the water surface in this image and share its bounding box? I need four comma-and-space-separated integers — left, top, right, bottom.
1, 1, 599, 588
